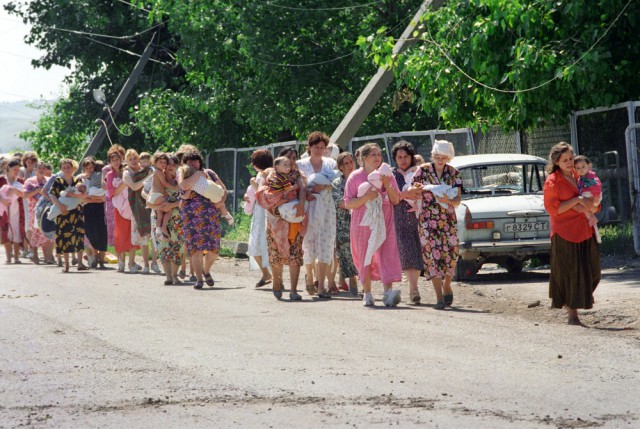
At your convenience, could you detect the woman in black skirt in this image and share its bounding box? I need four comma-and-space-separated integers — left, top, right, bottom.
79, 157, 108, 269
543, 142, 601, 326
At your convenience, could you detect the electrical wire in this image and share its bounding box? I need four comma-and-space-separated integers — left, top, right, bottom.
420, 0, 633, 95
254, 0, 384, 11
96, 119, 115, 146
105, 108, 135, 137
49, 22, 164, 41
83, 36, 171, 66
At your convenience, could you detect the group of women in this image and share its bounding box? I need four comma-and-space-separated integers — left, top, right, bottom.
247, 132, 463, 308
0, 144, 228, 290
1, 138, 601, 323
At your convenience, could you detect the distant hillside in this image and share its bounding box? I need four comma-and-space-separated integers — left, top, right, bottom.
0, 101, 47, 153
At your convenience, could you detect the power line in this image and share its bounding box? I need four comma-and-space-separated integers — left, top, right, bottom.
113, 0, 152, 14
421, 0, 633, 95
255, 0, 384, 11
83, 36, 171, 66
49, 22, 164, 41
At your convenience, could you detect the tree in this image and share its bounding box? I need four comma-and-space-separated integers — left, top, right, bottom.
362, 0, 640, 131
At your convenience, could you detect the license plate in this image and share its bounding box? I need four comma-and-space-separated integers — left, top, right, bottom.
504, 222, 548, 233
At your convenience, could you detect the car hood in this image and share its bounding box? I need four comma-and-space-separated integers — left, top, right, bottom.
459, 194, 547, 218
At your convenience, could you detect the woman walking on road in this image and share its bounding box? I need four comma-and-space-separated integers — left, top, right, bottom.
79, 157, 108, 269
48, 158, 87, 272
344, 142, 402, 307
391, 141, 425, 304
331, 151, 359, 296
23, 161, 54, 264
245, 148, 273, 288
543, 142, 601, 326
412, 140, 462, 310
255, 147, 306, 300
177, 148, 226, 290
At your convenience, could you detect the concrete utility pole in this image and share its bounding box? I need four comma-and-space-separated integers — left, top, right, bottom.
81, 33, 157, 159
330, 0, 446, 149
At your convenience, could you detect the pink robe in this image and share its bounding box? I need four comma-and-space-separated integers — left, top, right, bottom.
344, 168, 402, 284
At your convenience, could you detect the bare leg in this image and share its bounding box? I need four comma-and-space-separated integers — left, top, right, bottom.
327, 255, 338, 289
253, 256, 272, 282
406, 268, 420, 295
316, 261, 329, 293
77, 250, 85, 268
43, 242, 54, 262
127, 248, 136, 269
567, 308, 587, 326
288, 264, 300, 293
12, 243, 20, 262
362, 267, 372, 294
305, 263, 315, 286
63, 253, 70, 272
204, 250, 218, 275
191, 251, 204, 282
271, 264, 283, 291
141, 244, 149, 269
432, 277, 444, 302
4, 242, 12, 263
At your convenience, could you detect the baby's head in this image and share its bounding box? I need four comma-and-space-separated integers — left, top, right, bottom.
152, 152, 169, 171
139, 152, 152, 169
274, 156, 292, 175
178, 164, 196, 179
573, 155, 591, 177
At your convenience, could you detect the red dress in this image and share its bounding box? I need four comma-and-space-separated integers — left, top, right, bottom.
0, 176, 25, 244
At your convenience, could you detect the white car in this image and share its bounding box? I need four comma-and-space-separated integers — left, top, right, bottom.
450, 154, 551, 280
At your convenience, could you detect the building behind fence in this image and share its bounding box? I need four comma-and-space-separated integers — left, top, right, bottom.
208, 101, 640, 254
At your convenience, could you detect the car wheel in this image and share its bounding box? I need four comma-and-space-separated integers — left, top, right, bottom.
504, 258, 524, 274
454, 259, 479, 281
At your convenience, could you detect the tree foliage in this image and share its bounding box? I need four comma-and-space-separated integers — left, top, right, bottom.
7, 0, 440, 159
362, 0, 640, 131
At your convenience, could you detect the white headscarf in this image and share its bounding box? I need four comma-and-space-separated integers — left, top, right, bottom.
431, 140, 455, 160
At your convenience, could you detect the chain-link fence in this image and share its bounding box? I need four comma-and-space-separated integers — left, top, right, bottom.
206, 104, 640, 256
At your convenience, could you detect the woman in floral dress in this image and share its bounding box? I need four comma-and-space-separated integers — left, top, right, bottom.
331, 151, 359, 296
149, 155, 184, 285
23, 161, 54, 264
177, 148, 226, 289
412, 140, 462, 310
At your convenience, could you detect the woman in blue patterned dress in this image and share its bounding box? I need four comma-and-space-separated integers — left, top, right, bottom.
177, 148, 226, 289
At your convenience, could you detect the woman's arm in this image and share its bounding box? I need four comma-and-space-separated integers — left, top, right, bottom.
177, 169, 204, 190
123, 169, 147, 191
435, 187, 462, 208
381, 175, 400, 205
49, 194, 68, 215
23, 186, 43, 199
345, 189, 379, 210
112, 178, 127, 196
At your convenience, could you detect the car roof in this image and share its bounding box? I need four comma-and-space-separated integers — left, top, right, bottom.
450, 153, 547, 169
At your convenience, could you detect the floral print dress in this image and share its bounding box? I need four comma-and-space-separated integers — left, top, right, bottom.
50, 176, 85, 254
331, 174, 357, 278
180, 170, 222, 255
412, 163, 462, 279
157, 188, 185, 265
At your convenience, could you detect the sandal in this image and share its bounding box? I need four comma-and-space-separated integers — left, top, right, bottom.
410, 289, 421, 305
434, 300, 445, 310
443, 293, 454, 307
317, 290, 332, 299
77, 265, 89, 271
204, 273, 214, 287
328, 284, 340, 294
62, 264, 70, 273
255, 278, 272, 288
164, 280, 174, 286
193, 281, 204, 290
305, 284, 316, 296
273, 284, 283, 300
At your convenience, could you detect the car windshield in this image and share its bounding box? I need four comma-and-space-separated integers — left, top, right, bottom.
459, 162, 547, 198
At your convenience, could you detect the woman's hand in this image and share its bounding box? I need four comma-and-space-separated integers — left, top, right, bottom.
59, 205, 69, 215
338, 201, 346, 210
243, 194, 250, 203
214, 201, 226, 211
365, 188, 380, 201
295, 200, 305, 217
405, 187, 423, 200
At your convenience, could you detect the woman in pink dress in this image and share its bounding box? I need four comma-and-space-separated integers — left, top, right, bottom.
23, 162, 54, 264
344, 142, 403, 307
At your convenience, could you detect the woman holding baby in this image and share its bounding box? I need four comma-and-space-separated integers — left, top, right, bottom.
412, 140, 462, 310
79, 157, 108, 269
296, 131, 337, 299
344, 142, 402, 307
49, 158, 87, 272
391, 140, 425, 305
0, 157, 26, 264
177, 148, 227, 290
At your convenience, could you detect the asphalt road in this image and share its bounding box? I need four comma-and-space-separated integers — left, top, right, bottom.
1, 256, 638, 428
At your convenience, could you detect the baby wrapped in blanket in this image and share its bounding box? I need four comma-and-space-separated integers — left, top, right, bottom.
47, 182, 87, 220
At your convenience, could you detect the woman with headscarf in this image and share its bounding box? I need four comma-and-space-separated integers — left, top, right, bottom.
344, 142, 402, 307
412, 140, 462, 310
391, 140, 425, 304
296, 131, 337, 299
48, 158, 88, 272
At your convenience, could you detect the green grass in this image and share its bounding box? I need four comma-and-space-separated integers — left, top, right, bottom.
222, 210, 252, 243
599, 222, 635, 256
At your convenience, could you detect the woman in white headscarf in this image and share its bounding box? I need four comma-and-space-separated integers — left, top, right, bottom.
412, 140, 462, 310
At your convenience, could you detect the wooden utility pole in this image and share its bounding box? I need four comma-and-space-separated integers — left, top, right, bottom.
330, 0, 446, 148
81, 33, 157, 158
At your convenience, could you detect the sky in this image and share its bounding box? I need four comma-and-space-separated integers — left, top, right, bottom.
0, 0, 69, 102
